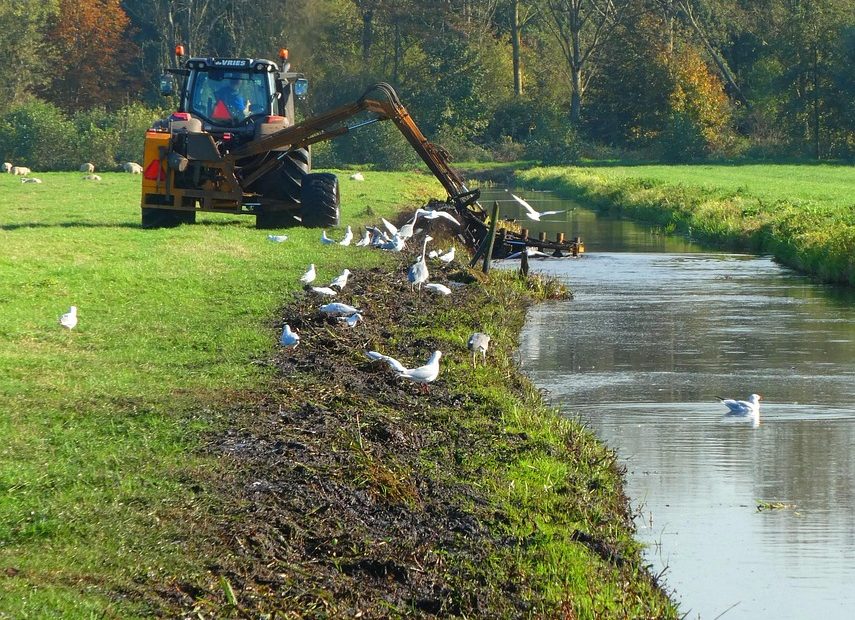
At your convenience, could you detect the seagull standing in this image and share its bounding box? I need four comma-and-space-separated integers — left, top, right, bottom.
339, 225, 353, 246
355, 230, 372, 246
329, 268, 351, 290
407, 235, 433, 291
279, 324, 299, 347
336, 312, 363, 328
438, 247, 455, 264
378, 235, 406, 252
321, 230, 336, 245
398, 350, 442, 390
510, 193, 565, 221
467, 333, 491, 367
300, 263, 317, 285
59, 306, 78, 330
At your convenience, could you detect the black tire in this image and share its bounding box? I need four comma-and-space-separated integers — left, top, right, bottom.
249, 149, 308, 203
300, 173, 340, 228
141, 208, 195, 228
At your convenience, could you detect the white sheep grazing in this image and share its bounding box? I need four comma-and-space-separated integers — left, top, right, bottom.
83, 174, 102, 181
80, 162, 95, 173
123, 161, 143, 174
21, 177, 42, 184
2, 162, 11, 173
11, 166, 31, 176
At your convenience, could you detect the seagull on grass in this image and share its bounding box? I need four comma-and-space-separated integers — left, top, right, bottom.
279, 324, 299, 348
467, 333, 491, 368
407, 235, 433, 291
59, 306, 78, 330
397, 351, 442, 390
300, 264, 317, 285
336, 312, 363, 328
329, 269, 351, 290
310, 286, 338, 296
355, 230, 372, 246
267, 234, 288, 243
321, 230, 336, 245
339, 225, 354, 246
510, 193, 565, 221
319, 302, 361, 317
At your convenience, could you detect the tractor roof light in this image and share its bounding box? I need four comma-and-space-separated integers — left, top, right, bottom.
175, 44, 186, 58
278, 48, 289, 61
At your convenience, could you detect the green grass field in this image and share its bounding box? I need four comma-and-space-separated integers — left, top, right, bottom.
0, 171, 443, 616
519, 163, 855, 284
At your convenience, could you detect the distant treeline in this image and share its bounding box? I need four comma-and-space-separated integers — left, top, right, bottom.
1, 0, 852, 170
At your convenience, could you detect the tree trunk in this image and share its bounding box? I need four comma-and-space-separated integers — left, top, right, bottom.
813, 44, 820, 160
511, 0, 522, 96
570, 67, 582, 123
362, 9, 374, 63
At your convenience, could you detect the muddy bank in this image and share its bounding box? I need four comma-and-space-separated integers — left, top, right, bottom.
154, 236, 676, 618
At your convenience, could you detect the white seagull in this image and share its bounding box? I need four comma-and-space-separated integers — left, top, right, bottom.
320, 230, 336, 245
59, 306, 78, 330
279, 324, 299, 347
415, 208, 460, 226
717, 393, 762, 415
467, 332, 491, 368
407, 235, 433, 290
339, 225, 353, 246
355, 230, 372, 246
378, 234, 406, 252
349, 172, 365, 181
329, 268, 351, 290
310, 286, 338, 296
398, 350, 442, 389
510, 193, 565, 221
336, 312, 363, 328
267, 234, 288, 243
424, 283, 451, 296
437, 247, 455, 264
366, 350, 407, 373
319, 302, 361, 317
299, 263, 317, 285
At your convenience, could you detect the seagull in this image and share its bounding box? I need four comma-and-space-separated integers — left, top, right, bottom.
355, 230, 372, 246
368, 226, 390, 246
415, 208, 460, 226
329, 268, 351, 290
424, 283, 451, 296
380, 217, 399, 237
59, 306, 78, 329
279, 324, 299, 347
467, 332, 491, 367
407, 235, 433, 290
510, 193, 565, 221
339, 225, 353, 246
378, 234, 406, 252
366, 350, 407, 373
717, 394, 762, 415
320, 302, 361, 316
336, 312, 363, 328
438, 247, 455, 264
320, 230, 336, 244
398, 350, 442, 389
349, 172, 365, 181
299, 264, 317, 285
267, 234, 288, 243
310, 286, 338, 296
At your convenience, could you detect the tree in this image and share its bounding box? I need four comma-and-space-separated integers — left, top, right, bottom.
0, 1, 58, 113
46, 0, 138, 111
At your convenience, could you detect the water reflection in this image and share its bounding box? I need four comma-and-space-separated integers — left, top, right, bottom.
507, 191, 855, 619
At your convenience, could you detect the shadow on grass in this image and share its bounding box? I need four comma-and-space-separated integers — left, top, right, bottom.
0, 220, 252, 231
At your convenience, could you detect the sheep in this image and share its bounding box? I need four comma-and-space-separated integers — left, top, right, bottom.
80, 162, 95, 173
11, 166, 31, 176
2, 162, 11, 173
21, 177, 42, 184
123, 161, 143, 174
83, 174, 102, 181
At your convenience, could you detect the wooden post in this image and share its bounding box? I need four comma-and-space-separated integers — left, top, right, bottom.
538, 231, 547, 242
556, 232, 565, 244
520, 247, 529, 277
482, 201, 500, 274
520, 228, 529, 240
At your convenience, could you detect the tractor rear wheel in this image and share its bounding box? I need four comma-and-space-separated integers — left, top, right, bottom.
248, 148, 309, 204
300, 173, 340, 228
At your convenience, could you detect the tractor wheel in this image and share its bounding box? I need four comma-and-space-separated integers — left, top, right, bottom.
249, 149, 308, 204
141, 207, 196, 228
300, 173, 340, 228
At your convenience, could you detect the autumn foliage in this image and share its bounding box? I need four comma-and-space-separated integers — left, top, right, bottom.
47, 0, 138, 111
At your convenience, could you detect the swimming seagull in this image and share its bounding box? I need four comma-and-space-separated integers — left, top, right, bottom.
320, 230, 336, 245
59, 306, 78, 330
329, 268, 351, 290
339, 225, 353, 246
279, 324, 299, 347
407, 235, 433, 291
319, 302, 361, 317
366, 350, 407, 373
424, 283, 451, 296
267, 234, 288, 243
717, 393, 762, 416
397, 350, 442, 390
510, 193, 565, 221
467, 333, 491, 368
299, 264, 317, 285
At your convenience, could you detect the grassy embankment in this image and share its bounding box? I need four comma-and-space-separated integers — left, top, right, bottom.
0, 171, 675, 617
518, 164, 855, 285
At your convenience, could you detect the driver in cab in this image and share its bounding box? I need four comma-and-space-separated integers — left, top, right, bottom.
213, 79, 251, 120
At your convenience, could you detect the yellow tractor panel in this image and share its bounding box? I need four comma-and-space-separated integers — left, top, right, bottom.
141, 131, 172, 197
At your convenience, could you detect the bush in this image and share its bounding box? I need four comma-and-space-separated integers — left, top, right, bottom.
316, 121, 422, 171
525, 124, 582, 164
0, 98, 77, 170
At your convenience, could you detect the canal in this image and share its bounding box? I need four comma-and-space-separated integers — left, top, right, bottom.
486, 188, 855, 619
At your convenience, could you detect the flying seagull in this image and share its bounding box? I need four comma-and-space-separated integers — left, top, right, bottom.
279, 324, 299, 347
415, 208, 460, 226
510, 193, 565, 221
59, 305, 78, 330
467, 332, 491, 368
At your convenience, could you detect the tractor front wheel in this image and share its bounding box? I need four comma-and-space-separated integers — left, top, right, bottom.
300, 173, 340, 228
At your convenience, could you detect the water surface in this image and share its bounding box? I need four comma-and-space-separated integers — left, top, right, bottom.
492, 190, 855, 619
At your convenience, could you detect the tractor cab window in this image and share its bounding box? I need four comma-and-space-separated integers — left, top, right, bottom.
189, 70, 273, 124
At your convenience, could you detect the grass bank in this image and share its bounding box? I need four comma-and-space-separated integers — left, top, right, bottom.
517, 164, 855, 285
0, 171, 675, 617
